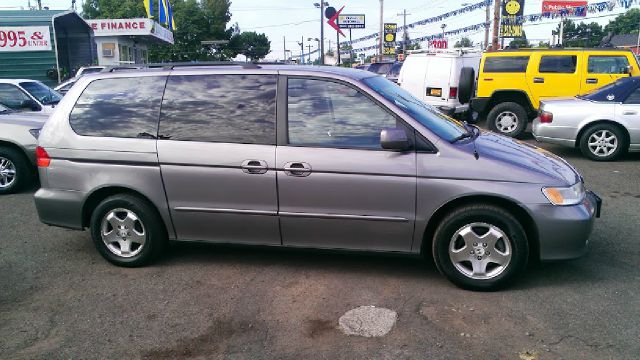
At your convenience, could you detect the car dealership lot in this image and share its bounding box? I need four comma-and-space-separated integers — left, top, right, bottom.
1, 139, 639, 360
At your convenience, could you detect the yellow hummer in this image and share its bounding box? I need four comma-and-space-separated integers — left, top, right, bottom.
470, 48, 640, 138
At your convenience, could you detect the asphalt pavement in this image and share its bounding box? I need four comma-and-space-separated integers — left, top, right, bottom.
1, 137, 639, 360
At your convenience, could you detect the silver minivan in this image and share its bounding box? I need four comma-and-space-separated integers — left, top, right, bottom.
34, 64, 601, 290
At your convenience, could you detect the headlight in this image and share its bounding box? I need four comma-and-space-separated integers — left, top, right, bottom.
542, 182, 585, 206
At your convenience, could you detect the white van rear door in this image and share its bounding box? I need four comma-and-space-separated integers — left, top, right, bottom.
399, 56, 428, 102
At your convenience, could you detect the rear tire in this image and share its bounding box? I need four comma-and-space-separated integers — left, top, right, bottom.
0, 146, 31, 195
579, 123, 627, 161
432, 204, 528, 291
487, 102, 528, 138
90, 194, 167, 267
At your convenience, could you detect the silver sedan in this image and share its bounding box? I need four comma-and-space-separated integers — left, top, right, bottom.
532, 77, 640, 161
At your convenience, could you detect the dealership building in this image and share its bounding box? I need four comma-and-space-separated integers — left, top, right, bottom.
85, 18, 174, 66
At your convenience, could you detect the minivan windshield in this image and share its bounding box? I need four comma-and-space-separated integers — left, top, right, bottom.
19, 81, 62, 105
363, 76, 468, 142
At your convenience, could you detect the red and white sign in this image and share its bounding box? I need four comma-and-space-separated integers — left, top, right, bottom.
542, 1, 588, 16
429, 39, 448, 49
86, 18, 174, 44
0, 26, 51, 52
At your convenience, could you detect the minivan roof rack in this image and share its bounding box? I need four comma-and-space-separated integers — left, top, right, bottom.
406, 48, 482, 55
145, 61, 262, 69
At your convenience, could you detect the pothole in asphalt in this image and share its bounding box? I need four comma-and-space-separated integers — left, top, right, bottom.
338, 306, 397, 337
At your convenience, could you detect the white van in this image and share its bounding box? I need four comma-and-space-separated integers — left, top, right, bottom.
0, 79, 62, 115
398, 48, 481, 119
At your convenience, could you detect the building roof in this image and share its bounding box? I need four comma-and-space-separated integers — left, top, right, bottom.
611, 33, 639, 47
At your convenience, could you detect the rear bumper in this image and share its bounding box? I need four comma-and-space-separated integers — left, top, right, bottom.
34, 188, 85, 230
528, 191, 600, 261
531, 118, 577, 147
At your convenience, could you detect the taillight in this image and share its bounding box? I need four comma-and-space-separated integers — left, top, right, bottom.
449, 87, 458, 99
539, 111, 553, 123
36, 146, 51, 167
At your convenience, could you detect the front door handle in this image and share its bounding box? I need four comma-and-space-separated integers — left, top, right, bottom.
533, 77, 544, 83
623, 110, 637, 115
241, 160, 268, 174
283, 162, 312, 177
586, 78, 598, 84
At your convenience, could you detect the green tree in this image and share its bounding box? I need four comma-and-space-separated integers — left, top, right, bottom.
454, 37, 473, 48
236, 31, 271, 61
82, 0, 146, 19
509, 31, 529, 48
554, 19, 603, 48
605, 8, 640, 35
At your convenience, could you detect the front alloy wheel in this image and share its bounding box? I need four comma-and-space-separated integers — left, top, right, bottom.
448, 222, 512, 280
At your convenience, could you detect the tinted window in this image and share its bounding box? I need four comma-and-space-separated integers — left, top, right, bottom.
20, 81, 62, 105
387, 62, 403, 77
70, 76, 166, 138
363, 76, 467, 142
0, 83, 31, 109
539, 55, 577, 73
159, 75, 277, 144
288, 78, 398, 149
368, 63, 394, 75
483, 56, 529, 73
624, 88, 640, 104
588, 56, 630, 74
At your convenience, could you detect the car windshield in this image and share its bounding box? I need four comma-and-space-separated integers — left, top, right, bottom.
581, 78, 630, 102
368, 63, 393, 75
19, 81, 62, 105
387, 63, 403, 77
363, 76, 468, 142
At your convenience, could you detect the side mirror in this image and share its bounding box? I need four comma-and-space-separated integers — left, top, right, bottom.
623, 65, 633, 74
380, 128, 410, 151
20, 99, 41, 111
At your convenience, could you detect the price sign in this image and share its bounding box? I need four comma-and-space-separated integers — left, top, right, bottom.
0, 26, 52, 52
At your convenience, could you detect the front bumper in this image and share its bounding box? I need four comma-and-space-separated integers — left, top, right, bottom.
529, 191, 601, 261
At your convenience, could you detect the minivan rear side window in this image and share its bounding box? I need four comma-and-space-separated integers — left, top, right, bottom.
483, 56, 529, 73
539, 55, 577, 73
69, 76, 166, 138
158, 74, 277, 145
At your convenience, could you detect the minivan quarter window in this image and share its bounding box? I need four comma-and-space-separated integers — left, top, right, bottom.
159, 74, 277, 145
539, 55, 577, 74
483, 56, 529, 73
69, 76, 166, 138
287, 77, 398, 149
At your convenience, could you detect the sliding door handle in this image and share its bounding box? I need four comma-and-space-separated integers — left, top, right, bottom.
283, 162, 312, 177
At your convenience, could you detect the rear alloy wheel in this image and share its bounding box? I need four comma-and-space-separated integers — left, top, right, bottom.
579, 123, 627, 161
432, 204, 528, 290
0, 147, 31, 195
90, 194, 167, 267
487, 102, 528, 138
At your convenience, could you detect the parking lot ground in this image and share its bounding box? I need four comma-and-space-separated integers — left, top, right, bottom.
1, 138, 639, 360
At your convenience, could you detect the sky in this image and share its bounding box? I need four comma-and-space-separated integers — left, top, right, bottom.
1, 0, 634, 61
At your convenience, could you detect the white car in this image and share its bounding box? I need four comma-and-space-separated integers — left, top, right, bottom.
398, 48, 481, 120
0, 79, 62, 115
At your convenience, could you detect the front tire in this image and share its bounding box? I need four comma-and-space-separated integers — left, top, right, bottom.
487, 102, 528, 138
0, 147, 31, 195
579, 123, 627, 161
432, 204, 528, 291
90, 194, 167, 267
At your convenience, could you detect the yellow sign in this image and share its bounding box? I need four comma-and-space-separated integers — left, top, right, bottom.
500, 16, 524, 37
383, 47, 396, 55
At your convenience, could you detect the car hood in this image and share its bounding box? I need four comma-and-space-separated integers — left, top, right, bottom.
471, 131, 580, 186
0, 113, 48, 128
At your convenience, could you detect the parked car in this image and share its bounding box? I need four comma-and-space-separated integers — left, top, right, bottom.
354, 64, 370, 71
384, 62, 403, 84
0, 79, 62, 114
366, 62, 394, 76
533, 76, 640, 161
57, 66, 141, 95
398, 49, 480, 119
75, 66, 106, 77
471, 48, 640, 138
0, 103, 47, 194
35, 64, 601, 290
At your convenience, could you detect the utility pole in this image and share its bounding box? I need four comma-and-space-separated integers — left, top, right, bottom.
37, 0, 42, 10
379, 0, 384, 62
491, 0, 501, 51
307, 44, 312, 63
397, 9, 411, 55
484, 1, 490, 50
283, 36, 286, 63
559, 18, 564, 46
298, 37, 305, 64
320, 2, 325, 65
